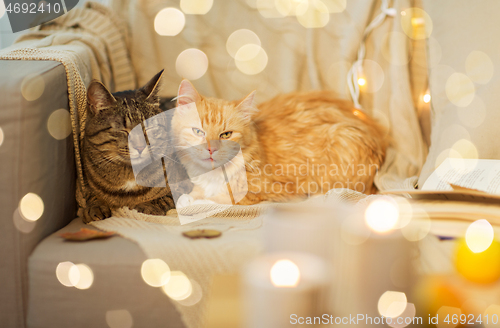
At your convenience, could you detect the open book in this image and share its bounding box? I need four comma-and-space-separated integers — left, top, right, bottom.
383, 159, 500, 229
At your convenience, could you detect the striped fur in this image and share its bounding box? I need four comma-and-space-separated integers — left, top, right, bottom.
82, 71, 177, 223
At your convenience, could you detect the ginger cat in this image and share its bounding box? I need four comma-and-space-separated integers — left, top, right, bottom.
171, 80, 387, 206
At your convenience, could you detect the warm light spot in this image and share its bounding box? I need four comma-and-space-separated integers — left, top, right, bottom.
484, 304, 500, 328
465, 51, 494, 84
180, 0, 213, 14
270, 259, 300, 287
436, 306, 461, 328
141, 259, 171, 287
296, 0, 330, 28
19, 193, 44, 222
466, 220, 494, 253
13, 208, 36, 233
378, 291, 408, 318
175, 48, 209, 80
176, 279, 203, 306
47, 109, 72, 140
21, 74, 45, 101
357, 78, 366, 86
423, 93, 431, 103
162, 271, 193, 300
451, 139, 478, 161
365, 198, 399, 233
256, 0, 285, 18
401, 209, 431, 241
56, 261, 77, 287
235, 44, 268, 75
69, 264, 94, 289
400, 7, 433, 40
322, 0, 346, 13
106, 309, 133, 328
274, 0, 292, 16
226, 29, 261, 58
0, 127, 3, 147
360, 60, 385, 93
387, 303, 416, 328
154, 8, 186, 36
445, 72, 475, 107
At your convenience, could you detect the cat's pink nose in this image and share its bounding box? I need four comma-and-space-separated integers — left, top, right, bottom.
135, 145, 146, 154
208, 145, 218, 154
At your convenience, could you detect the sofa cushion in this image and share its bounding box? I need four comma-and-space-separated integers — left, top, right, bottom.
27, 218, 185, 328
0, 60, 77, 328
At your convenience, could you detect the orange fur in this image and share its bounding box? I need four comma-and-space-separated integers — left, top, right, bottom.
172, 80, 387, 205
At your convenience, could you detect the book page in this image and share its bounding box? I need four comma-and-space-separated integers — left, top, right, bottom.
422, 158, 500, 194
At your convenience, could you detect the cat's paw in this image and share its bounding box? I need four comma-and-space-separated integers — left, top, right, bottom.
176, 194, 195, 208
134, 203, 166, 216
83, 203, 112, 223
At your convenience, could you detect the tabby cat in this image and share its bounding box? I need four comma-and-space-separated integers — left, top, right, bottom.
172, 80, 387, 206
82, 70, 176, 223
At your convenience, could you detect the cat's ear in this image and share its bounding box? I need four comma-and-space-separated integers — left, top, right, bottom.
177, 79, 201, 106
87, 81, 116, 115
140, 69, 164, 102
236, 91, 257, 121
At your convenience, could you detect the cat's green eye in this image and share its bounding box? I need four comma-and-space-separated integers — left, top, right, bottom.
220, 131, 233, 139
192, 128, 205, 137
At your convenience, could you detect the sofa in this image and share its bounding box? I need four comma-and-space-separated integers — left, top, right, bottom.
2, 0, 500, 327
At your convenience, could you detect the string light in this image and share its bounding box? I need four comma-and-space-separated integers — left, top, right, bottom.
357, 78, 366, 86
423, 93, 431, 103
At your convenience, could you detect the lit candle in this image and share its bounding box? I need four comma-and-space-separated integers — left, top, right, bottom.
242, 252, 329, 328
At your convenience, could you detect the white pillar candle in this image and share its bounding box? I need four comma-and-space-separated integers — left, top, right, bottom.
242, 252, 329, 328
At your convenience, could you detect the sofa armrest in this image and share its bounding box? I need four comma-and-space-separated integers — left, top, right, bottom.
0, 60, 77, 328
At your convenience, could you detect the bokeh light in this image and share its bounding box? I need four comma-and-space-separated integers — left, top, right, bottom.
364, 197, 399, 233
235, 44, 268, 75
401, 209, 431, 241
141, 259, 171, 287
19, 192, 44, 222
378, 291, 407, 318
176, 279, 203, 306
322, 0, 346, 13
361, 60, 385, 93
357, 77, 366, 86
226, 29, 261, 58
400, 8, 433, 40
56, 261, 77, 287
180, 0, 213, 15
270, 259, 300, 287
484, 304, 500, 328
387, 303, 416, 328
69, 264, 94, 289
451, 139, 478, 161
175, 48, 209, 80
465, 51, 494, 84
436, 306, 461, 328
256, 0, 285, 18
13, 208, 36, 234
106, 309, 133, 328
161, 271, 193, 300
466, 219, 494, 253
0, 126, 4, 147
21, 73, 45, 101
445, 72, 475, 107
423, 93, 431, 103
296, 0, 330, 28
154, 8, 186, 36
455, 238, 500, 284
47, 109, 72, 140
